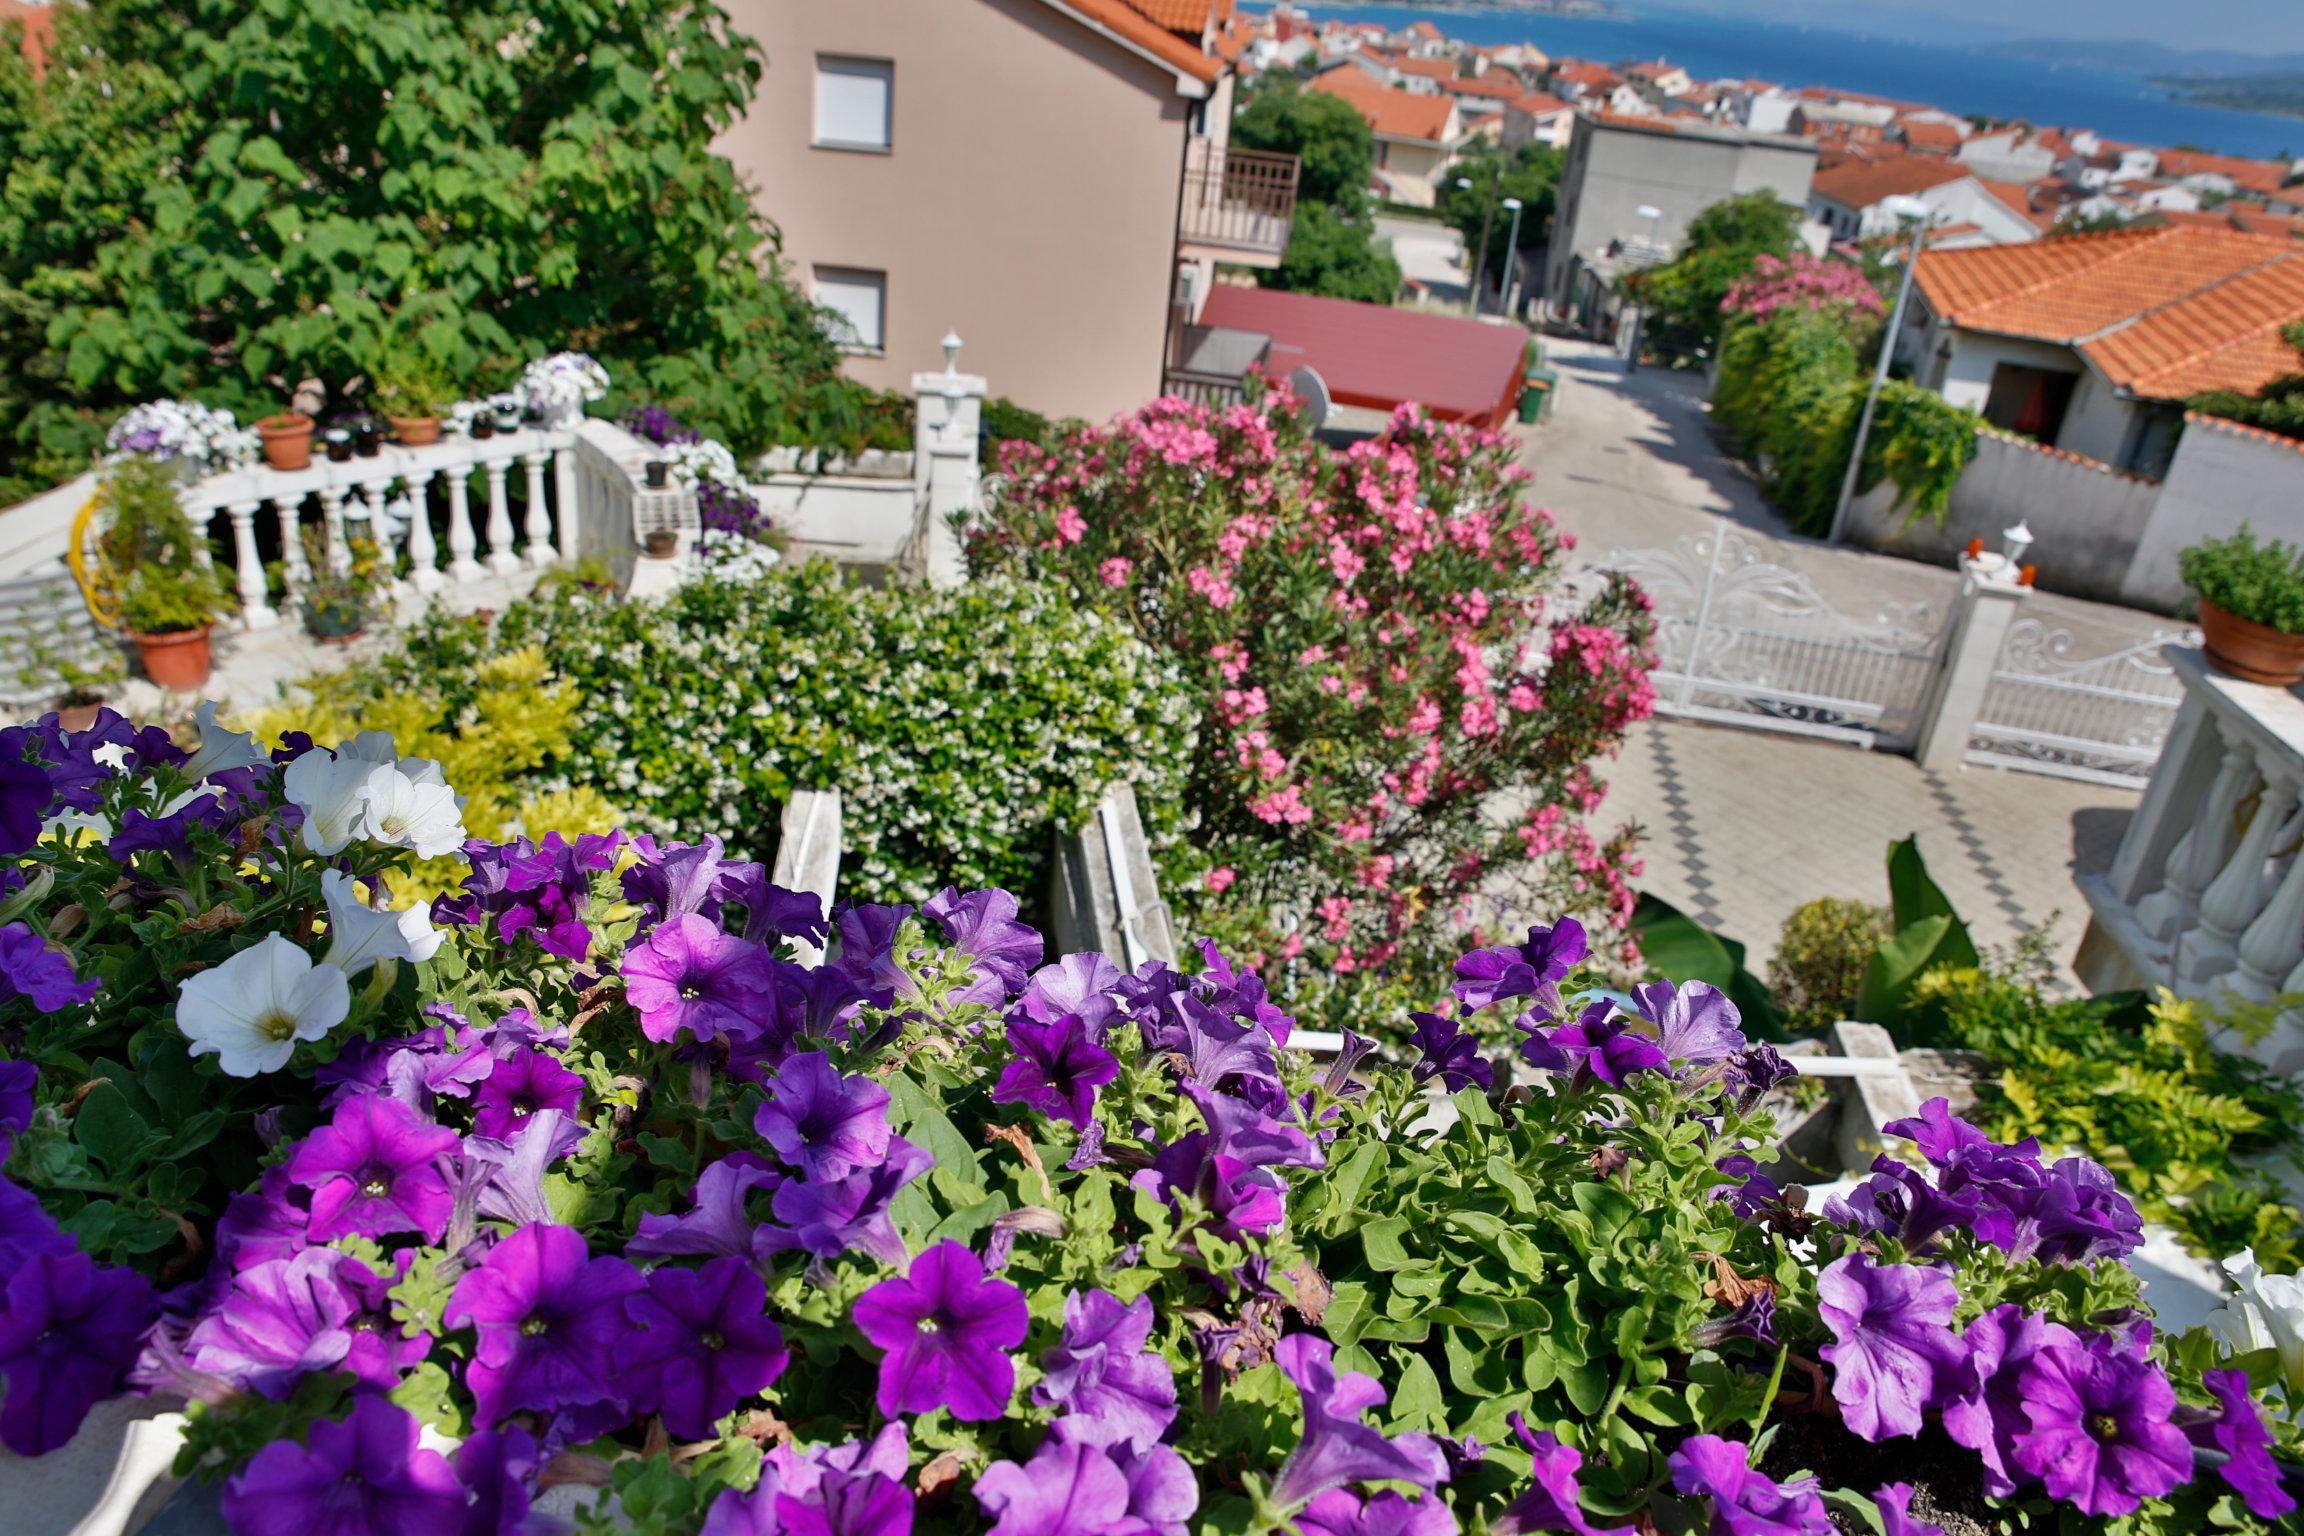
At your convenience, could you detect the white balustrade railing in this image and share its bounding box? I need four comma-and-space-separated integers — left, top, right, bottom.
2077, 645, 2304, 1071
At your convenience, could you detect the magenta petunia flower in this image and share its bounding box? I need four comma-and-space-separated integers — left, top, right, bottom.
286, 1093, 460, 1244
1268, 1334, 1450, 1511
2011, 1336, 2193, 1516
1872, 1484, 1945, 1536
1296, 1487, 1459, 1536
1033, 1289, 1179, 1452
1940, 1304, 2079, 1497
445, 1222, 644, 1427
183, 1248, 355, 1399
0, 1249, 150, 1455
1667, 1433, 1832, 1536
1816, 1254, 1967, 1441
616, 1255, 789, 1440
760, 1138, 931, 1267
471, 1045, 585, 1141
754, 1051, 894, 1180
994, 1013, 1120, 1127
976, 1436, 1161, 1536
0, 923, 98, 1013
851, 1239, 1029, 1421
221, 1394, 467, 1536
2187, 1367, 2296, 1519
622, 913, 774, 1043
1494, 1412, 1634, 1536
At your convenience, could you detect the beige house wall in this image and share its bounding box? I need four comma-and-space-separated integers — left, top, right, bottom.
717, 0, 1195, 426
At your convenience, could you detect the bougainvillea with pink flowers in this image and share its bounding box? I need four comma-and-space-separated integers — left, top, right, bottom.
1720, 252, 1885, 324
966, 390, 1657, 1015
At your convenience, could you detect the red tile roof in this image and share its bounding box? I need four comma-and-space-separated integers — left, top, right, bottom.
1406, 20, 1443, 40
0, 0, 52, 73
1511, 91, 1571, 118
1055, 0, 1226, 83
1197, 285, 1530, 424
1555, 62, 1623, 91
1310, 70, 1457, 142
2228, 206, 2304, 240
2156, 149, 2293, 200
1445, 74, 1525, 101
1810, 156, 1970, 209
1915, 226, 2304, 400
1977, 180, 2057, 232
1896, 119, 1962, 152
1116, 0, 1228, 33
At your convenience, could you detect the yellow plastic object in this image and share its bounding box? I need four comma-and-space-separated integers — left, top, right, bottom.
66, 489, 122, 631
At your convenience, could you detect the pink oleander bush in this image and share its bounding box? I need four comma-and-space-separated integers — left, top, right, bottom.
965, 390, 1657, 1021
1720, 252, 1885, 324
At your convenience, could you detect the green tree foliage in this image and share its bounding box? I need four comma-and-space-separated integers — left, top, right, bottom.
2193, 320, 2304, 442
1620, 190, 1801, 360
1435, 141, 1562, 289
1231, 75, 1377, 214
1264, 201, 1403, 304
0, 0, 857, 499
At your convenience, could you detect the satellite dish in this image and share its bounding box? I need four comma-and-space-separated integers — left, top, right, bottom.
1288, 365, 1333, 428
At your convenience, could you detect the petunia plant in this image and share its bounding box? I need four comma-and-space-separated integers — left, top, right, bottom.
0, 702, 2300, 1536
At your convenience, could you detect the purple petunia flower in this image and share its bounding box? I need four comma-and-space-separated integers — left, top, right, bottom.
1406, 1012, 1493, 1093
1020, 953, 1124, 1036
286, 1094, 460, 1244
1453, 919, 1588, 1014
1131, 1134, 1288, 1242
755, 1052, 894, 1180
470, 1045, 584, 1141
0, 1177, 66, 1283
1940, 1304, 2079, 1497
977, 1435, 1195, 1536
435, 830, 625, 962
0, 1249, 149, 1455
1866, 1098, 2143, 1266
221, 1394, 467, 1536
1633, 979, 1747, 1066
454, 1425, 539, 1536
1034, 1289, 1179, 1452
0, 924, 99, 1013
2011, 1335, 2192, 1516
1524, 1003, 1667, 1086
0, 1061, 34, 1156
1816, 1254, 1967, 1441
2186, 1367, 2296, 1519
852, 1239, 1029, 1421
1494, 1413, 1634, 1536
1269, 1334, 1450, 1510
617, 1255, 789, 1439
1872, 1484, 1944, 1536
922, 886, 1043, 1002
761, 1137, 931, 1267
0, 739, 52, 857
622, 913, 774, 1044
1296, 1488, 1460, 1536
333, 1251, 431, 1392
183, 1248, 355, 1399
633, 1153, 785, 1260
621, 834, 744, 930
995, 1013, 1120, 1127
1667, 1433, 1832, 1536
213, 1166, 311, 1272
1691, 1290, 1779, 1350
701, 1425, 917, 1536
445, 1222, 643, 1427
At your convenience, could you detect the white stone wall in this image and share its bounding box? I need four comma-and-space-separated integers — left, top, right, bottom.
2122, 417, 2304, 611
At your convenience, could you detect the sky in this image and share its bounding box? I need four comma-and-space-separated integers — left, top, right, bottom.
1659, 0, 2304, 57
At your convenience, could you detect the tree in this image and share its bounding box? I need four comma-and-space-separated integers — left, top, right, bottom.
1435, 142, 1562, 297
0, 0, 857, 497
1264, 202, 1402, 304
1231, 76, 1376, 214
1619, 190, 1802, 360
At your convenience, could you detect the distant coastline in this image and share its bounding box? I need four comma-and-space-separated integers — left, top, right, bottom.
2149, 75, 2304, 127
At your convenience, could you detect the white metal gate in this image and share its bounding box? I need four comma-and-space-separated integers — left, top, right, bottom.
1599, 521, 1947, 750
1965, 619, 2198, 788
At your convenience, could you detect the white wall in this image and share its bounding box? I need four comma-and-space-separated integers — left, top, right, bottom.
2123, 416, 2304, 610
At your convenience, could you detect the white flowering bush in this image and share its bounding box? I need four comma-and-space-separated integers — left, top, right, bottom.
516, 351, 610, 423
342, 561, 1201, 900
102, 400, 260, 475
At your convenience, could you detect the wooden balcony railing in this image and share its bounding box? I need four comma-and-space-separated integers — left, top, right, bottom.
1179, 141, 1300, 258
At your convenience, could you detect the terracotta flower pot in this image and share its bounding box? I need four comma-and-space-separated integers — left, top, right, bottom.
55, 700, 105, 732
256, 414, 315, 471
388, 415, 442, 447
644, 529, 679, 559
133, 627, 214, 692
2199, 597, 2304, 687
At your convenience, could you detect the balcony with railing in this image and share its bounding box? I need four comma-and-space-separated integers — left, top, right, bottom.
1177, 140, 1300, 267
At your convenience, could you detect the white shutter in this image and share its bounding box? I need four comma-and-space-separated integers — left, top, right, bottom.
815, 58, 892, 150
814, 268, 885, 351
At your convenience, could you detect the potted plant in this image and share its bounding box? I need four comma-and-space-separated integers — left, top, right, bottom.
643, 528, 679, 559
256, 409, 315, 471
322, 427, 354, 462
120, 565, 232, 690
2180, 528, 2304, 685
96, 457, 236, 691
296, 525, 387, 641
370, 343, 455, 446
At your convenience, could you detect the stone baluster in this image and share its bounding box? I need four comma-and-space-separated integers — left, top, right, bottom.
553, 443, 581, 563
223, 500, 277, 630
444, 467, 482, 583
275, 496, 309, 602
2179, 757, 2300, 993
318, 487, 352, 574
482, 455, 521, 575
2136, 719, 2255, 947
521, 450, 554, 566
2233, 807, 2304, 1004
403, 468, 444, 594
362, 478, 406, 601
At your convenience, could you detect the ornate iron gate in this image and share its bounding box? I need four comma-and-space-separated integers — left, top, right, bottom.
1964, 619, 2198, 787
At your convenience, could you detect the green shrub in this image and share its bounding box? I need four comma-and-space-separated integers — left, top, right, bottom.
98, 458, 234, 634
1769, 895, 1890, 1032
2178, 527, 2304, 633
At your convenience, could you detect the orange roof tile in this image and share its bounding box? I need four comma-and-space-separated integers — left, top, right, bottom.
1810, 156, 1970, 209
1116, 0, 1224, 33
1511, 91, 1571, 117
1555, 62, 1622, 90
1897, 119, 1962, 151
1055, 0, 1225, 83
2157, 149, 2293, 199
1309, 70, 1457, 142
2083, 253, 2304, 397
0, 0, 51, 73
1977, 180, 2057, 232
1445, 74, 1524, 101
1407, 20, 1443, 40
2229, 206, 2304, 240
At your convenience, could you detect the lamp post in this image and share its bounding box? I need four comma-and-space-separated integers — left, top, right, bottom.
1458, 172, 1501, 314
1828, 194, 1932, 546
1499, 196, 1525, 317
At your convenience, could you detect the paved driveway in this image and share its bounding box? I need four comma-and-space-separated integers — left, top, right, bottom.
1375, 215, 1471, 306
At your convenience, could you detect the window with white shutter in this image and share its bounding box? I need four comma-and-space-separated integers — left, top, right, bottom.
814, 57, 893, 151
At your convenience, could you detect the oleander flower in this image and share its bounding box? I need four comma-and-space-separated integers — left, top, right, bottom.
318, 869, 444, 977
0, 923, 99, 1013
176, 934, 350, 1077
1494, 1413, 1634, 1536
851, 1239, 1028, 1420
1667, 1433, 1831, 1536
1816, 1254, 1967, 1441
470, 1045, 584, 1142
221, 1394, 466, 1536
616, 1256, 789, 1439
754, 1051, 893, 1180
286, 1093, 459, 1243
1033, 1289, 1179, 1452
622, 913, 774, 1044
0, 1249, 150, 1455
994, 1012, 1119, 1127
445, 1221, 643, 1426
2011, 1334, 2191, 1516
1268, 1334, 1449, 1510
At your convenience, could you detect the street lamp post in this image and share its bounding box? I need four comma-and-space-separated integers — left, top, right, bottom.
1499, 196, 1525, 317
1828, 194, 1933, 546
1458, 172, 1501, 315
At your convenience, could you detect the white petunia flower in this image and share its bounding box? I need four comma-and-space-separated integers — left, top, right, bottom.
176, 934, 350, 1077
357, 764, 467, 858
318, 869, 444, 976
2210, 1248, 2304, 1389
180, 701, 271, 782
283, 747, 381, 855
